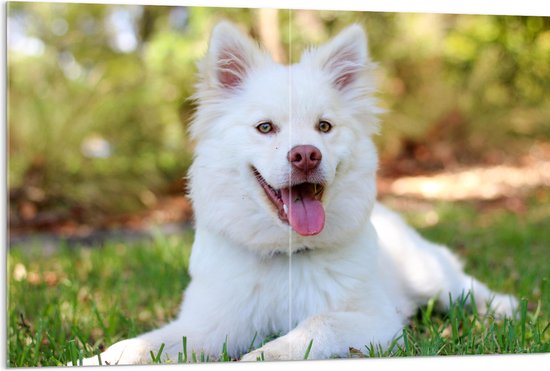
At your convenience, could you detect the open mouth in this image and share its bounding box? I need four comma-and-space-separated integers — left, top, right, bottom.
252, 167, 325, 236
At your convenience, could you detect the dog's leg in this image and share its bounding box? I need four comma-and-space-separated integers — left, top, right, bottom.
76, 319, 196, 366
240, 310, 404, 361
76, 274, 259, 366
372, 202, 518, 317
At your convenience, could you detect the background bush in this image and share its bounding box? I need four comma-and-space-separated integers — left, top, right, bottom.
8, 4, 550, 220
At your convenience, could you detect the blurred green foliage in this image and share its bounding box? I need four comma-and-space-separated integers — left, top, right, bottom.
8, 3, 550, 220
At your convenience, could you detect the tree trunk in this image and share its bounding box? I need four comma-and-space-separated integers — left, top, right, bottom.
256, 8, 286, 64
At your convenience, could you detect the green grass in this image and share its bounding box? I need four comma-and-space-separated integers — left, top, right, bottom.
8, 230, 194, 367
7, 191, 550, 366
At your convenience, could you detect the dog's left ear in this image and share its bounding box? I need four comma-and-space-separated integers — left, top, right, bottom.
302, 24, 369, 91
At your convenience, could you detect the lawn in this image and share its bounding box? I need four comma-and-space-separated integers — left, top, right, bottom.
7, 190, 550, 366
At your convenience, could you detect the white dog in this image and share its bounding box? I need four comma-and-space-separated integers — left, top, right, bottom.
79, 21, 517, 365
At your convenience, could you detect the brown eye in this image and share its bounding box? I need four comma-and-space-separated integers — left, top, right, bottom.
256, 121, 274, 134
318, 120, 332, 133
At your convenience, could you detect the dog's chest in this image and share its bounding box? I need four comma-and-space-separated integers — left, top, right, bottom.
250, 251, 368, 331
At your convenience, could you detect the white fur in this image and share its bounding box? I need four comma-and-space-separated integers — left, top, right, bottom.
78, 22, 518, 365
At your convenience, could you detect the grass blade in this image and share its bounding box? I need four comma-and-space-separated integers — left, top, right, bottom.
303, 339, 314, 360
182, 336, 188, 363
221, 336, 230, 362
247, 332, 258, 352
150, 343, 165, 364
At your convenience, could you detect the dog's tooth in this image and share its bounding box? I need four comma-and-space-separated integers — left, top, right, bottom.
283, 204, 288, 215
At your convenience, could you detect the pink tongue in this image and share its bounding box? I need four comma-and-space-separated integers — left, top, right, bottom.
281, 186, 325, 236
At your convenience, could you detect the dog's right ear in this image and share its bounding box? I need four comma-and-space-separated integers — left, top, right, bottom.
204, 21, 269, 91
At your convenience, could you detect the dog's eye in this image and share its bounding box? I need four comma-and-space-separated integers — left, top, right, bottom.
318, 120, 332, 133
256, 121, 274, 134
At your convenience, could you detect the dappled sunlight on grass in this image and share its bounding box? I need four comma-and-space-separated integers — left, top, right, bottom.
388, 153, 550, 201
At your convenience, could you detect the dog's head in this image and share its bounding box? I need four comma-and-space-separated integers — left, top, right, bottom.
189, 22, 381, 254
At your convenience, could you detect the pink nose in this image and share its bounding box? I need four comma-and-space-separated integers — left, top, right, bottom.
288, 145, 322, 174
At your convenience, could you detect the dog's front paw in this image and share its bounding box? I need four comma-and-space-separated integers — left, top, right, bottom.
488, 293, 519, 319
240, 349, 266, 362
240, 337, 295, 362
67, 338, 154, 366
240, 335, 314, 362
240, 346, 288, 362
67, 354, 109, 367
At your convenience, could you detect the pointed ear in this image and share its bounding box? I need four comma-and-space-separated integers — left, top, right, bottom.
204, 21, 269, 91
302, 24, 369, 90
